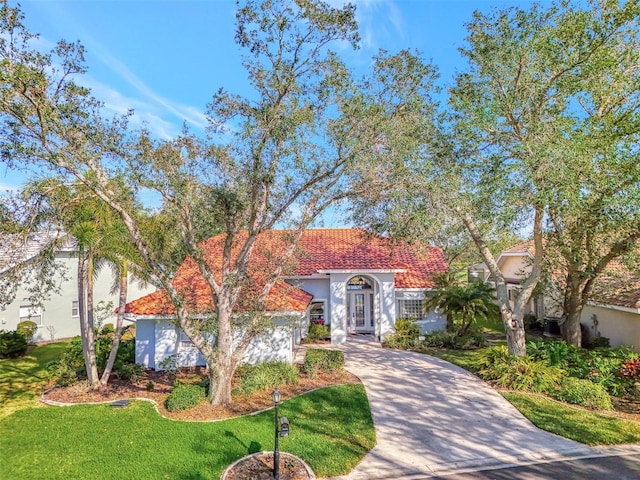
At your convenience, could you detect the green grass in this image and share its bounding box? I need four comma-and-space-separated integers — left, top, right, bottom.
476, 316, 505, 334
0, 342, 70, 419
420, 347, 484, 372
0, 384, 374, 479
503, 391, 640, 445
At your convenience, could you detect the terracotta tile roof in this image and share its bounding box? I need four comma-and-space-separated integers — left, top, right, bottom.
294, 229, 448, 288
126, 229, 448, 316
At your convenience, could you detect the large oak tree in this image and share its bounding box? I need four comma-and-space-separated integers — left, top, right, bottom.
0, 1, 429, 404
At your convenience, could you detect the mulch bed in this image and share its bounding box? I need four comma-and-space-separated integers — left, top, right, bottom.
223, 452, 314, 480
42, 367, 360, 422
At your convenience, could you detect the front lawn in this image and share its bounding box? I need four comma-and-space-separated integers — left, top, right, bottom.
0, 384, 374, 479
503, 391, 640, 445
0, 342, 69, 420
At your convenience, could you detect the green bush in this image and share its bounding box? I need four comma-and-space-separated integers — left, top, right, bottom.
303, 349, 345, 378
46, 360, 79, 387
421, 330, 486, 350
237, 361, 299, 395
527, 339, 581, 369
569, 346, 637, 397
474, 345, 511, 370
384, 319, 422, 349
307, 323, 329, 342
47, 332, 138, 386
100, 323, 115, 334
17, 321, 38, 342
165, 383, 206, 412
114, 362, 146, 381
552, 377, 613, 410
476, 347, 563, 394
0, 330, 29, 358
590, 336, 611, 349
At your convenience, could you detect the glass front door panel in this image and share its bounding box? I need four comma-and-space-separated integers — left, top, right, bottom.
355, 293, 365, 327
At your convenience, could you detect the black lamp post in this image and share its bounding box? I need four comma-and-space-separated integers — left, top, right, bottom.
272, 388, 289, 480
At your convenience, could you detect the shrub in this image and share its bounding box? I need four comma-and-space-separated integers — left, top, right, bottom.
146, 380, 155, 392
114, 362, 146, 381
0, 330, 29, 358
552, 377, 613, 410
237, 361, 299, 395
100, 323, 115, 334
568, 346, 637, 397
475, 346, 563, 393
474, 345, 511, 370
159, 353, 181, 375
383, 318, 422, 349
17, 321, 38, 342
165, 383, 206, 412
307, 323, 329, 342
46, 360, 79, 387
420, 329, 486, 350
590, 336, 611, 349
527, 339, 581, 370
620, 358, 640, 379
303, 349, 344, 378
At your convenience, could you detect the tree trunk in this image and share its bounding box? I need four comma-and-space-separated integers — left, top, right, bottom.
78, 253, 100, 387
100, 261, 128, 387
208, 300, 235, 405
506, 319, 527, 356
562, 311, 582, 347
562, 279, 584, 347
446, 312, 454, 332
208, 360, 235, 406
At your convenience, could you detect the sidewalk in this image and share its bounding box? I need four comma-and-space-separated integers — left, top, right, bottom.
324, 337, 602, 479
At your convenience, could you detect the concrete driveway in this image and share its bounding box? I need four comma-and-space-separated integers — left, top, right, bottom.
327, 337, 595, 479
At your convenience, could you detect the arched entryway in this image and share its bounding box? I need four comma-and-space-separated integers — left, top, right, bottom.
346, 275, 377, 337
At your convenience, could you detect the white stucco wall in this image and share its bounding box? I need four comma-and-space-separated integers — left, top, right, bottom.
328, 272, 396, 343
134, 318, 156, 368
396, 289, 446, 334
0, 251, 154, 342
582, 304, 640, 352
137, 316, 299, 369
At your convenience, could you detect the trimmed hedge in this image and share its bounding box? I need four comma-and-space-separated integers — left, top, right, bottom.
303, 348, 344, 378
166, 383, 206, 412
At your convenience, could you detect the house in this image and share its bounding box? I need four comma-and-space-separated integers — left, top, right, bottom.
0, 232, 154, 342
469, 240, 560, 321
471, 240, 640, 350
126, 228, 449, 368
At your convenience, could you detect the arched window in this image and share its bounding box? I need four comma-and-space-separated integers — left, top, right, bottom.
347, 276, 373, 290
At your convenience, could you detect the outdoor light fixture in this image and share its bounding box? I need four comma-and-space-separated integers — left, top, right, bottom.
271, 388, 289, 480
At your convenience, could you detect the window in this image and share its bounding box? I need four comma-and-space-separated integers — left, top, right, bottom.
19, 305, 43, 326
71, 300, 79, 317
179, 331, 194, 349
397, 299, 424, 321
347, 276, 373, 290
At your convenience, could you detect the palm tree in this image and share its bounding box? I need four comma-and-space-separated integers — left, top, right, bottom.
424, 280, 499, 335
30, 177, 144, 388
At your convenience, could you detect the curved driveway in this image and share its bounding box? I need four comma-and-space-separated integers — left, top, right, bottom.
329, 337, 594, 479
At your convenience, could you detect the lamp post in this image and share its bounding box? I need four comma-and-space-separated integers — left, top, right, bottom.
272, 388, 290, 480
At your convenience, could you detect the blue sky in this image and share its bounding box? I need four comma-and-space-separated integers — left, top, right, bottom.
1, 0, 552, 193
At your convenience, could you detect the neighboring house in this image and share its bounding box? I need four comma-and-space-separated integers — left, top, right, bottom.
126, 228, 449, 368
471, 240, 640, 350
0, 232, 154, 342
469, 240, 559, 321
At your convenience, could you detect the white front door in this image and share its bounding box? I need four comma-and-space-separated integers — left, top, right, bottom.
349, 292, 374, 333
